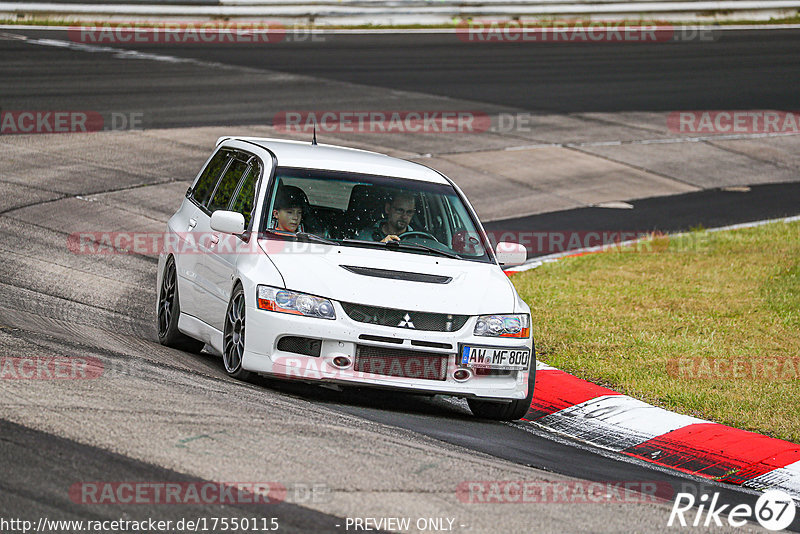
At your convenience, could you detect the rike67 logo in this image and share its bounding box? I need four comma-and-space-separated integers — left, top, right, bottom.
668, 490, 796, 531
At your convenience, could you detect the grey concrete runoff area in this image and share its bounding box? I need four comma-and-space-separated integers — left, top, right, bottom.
2, 120, 799, 222
1, 28, 798, 533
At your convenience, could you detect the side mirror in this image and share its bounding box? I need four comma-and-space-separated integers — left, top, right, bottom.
210, 210, 245, 235
496, 242, 527, 267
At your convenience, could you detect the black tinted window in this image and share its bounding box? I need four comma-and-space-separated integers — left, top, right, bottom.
192, 149, 231, 206
230, 160, 261, 228
207, 158, 249, 213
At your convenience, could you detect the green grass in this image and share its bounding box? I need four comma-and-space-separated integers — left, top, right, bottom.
512, 221, 800, 442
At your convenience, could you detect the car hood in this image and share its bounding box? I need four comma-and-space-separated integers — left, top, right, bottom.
258, 240, 518, 316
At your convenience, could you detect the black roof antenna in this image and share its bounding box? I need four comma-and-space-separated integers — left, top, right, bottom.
311, 122, 317, 145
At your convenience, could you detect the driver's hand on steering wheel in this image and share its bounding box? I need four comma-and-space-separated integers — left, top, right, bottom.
380, 234, 401, 243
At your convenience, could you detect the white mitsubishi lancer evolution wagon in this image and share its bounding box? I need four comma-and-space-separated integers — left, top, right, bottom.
156, 136, 535, 420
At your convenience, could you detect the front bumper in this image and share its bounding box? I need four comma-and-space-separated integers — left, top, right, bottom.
242, 300, 534, 400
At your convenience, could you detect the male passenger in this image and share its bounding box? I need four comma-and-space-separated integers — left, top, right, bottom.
356, 191, 416, 243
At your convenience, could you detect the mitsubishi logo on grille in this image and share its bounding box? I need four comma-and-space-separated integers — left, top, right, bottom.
398, 313, 415, 329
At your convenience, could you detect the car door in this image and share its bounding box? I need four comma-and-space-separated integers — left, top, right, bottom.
195, 153, 265, 332
206, 157, 264, 332
177, 147, 234, 318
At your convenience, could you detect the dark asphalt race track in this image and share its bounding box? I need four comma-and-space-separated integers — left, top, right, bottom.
142, 29, 800, 113
1, 27, 799, 531
1, 28, 799, 126
485, 182, 800, 258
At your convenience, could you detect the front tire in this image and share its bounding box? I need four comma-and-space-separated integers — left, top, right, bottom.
223, 285, 253, 381
157, 256, 205, 352
467, 366, 536, 421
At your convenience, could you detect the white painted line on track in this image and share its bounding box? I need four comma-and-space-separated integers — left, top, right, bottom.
706, 213, 800, 233
744, 460, 800, 504
537, 394, 706, 452
3, 31, 288, 73
502, 130, 800, 153
441, 392, 766, 497
593, 201, 634, 209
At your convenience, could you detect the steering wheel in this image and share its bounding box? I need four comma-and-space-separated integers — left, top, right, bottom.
400, 231, 440, 243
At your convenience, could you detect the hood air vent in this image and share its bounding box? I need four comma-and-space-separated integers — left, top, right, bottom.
340, 265, 452, 284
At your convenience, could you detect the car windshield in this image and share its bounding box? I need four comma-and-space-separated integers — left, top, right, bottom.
260, 167, 492, 263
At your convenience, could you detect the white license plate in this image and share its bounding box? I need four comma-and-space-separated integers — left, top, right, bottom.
460, 345, 530, 370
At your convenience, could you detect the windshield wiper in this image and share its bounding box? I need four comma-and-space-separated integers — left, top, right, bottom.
387, 241, 461, 259
295, 232, 338, 246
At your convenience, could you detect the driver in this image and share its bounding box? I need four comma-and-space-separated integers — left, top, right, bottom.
356, 191, 416, 243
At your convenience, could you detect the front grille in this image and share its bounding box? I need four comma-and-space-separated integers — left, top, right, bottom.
355, 345, 448, 381
341, 302, 468, 332
411, 340, 453, 350
359, 334, 403, 344
277, 336, 322, 357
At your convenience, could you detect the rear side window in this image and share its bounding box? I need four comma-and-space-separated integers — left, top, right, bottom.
192, 149, 231, 206
230, 160, 261, 228
207, 158, 250, 213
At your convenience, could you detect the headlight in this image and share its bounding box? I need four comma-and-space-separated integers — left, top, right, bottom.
257, 285, 336, 320
474, 314, 529, 338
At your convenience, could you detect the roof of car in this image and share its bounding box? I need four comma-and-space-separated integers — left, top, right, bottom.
219, 137, 450, 185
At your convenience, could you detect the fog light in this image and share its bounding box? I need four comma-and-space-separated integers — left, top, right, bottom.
453, 368, 471, 381
332, 356, 351, 368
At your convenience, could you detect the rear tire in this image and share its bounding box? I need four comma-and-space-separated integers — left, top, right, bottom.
223, 284, 253, 381
468, 366, 536, 421
157, 256, 205, 353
